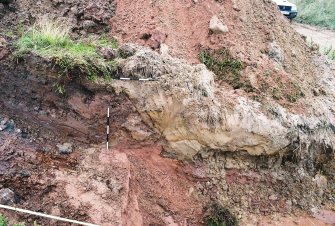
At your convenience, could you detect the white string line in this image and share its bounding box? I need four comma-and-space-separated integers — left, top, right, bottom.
119, 77, 156, 81
0, 204, 99, 226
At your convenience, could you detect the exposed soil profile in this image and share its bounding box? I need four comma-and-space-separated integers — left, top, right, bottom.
0, 0, 334, 225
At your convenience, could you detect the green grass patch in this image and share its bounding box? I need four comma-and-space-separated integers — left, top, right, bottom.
15, 18, 118, 93
307, 39, 335, 61
322, 46, 335, 60
199, 48, 253, 92
0, 214, 7, 226
199, 48, 304, 103
0, 214, 26, 226
291, 0, 335, 30
259, 73, 304, 103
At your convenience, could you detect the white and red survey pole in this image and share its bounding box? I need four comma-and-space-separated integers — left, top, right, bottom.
107, 107, 110, 150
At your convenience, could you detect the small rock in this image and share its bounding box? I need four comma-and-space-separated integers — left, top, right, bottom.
82, 20, 97, 30
70, 6, 78, 15
39, 110, 47, 115
0, 188, 15, 205
56, 143, 73, 154
268, 42, 284, 64
224, 157, 240, 169
314, 174, 327, 188
310, 43, 319, 52
20, 170, 31, 178
0, 37, 8, 60
286, 200, 292, 211
160, 43, 169, 56
232, 0, 240, 11
314, 174, 327, 195
0, 118, 8, 131
268, 194, 278, 201
0, 118, 15, 132
313, 88, 320, 96
41, 147, 50, 153
118, 43, 137, 58
21, 130, 28, 138
51, 0, 64, 6
209, 15, 229, 34
141, 30, 167, 50
0, 37, 7, 48
97, 47, 117, 60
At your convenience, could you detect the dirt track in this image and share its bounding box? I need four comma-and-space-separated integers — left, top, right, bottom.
293, 22, 335, 50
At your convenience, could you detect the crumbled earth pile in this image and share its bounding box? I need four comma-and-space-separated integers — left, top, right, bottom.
111, 0, 322, 108
0, 0, 116, 34
0, 0, 334, 225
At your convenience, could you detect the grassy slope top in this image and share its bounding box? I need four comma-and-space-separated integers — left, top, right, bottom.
291, 0, 335, 30
16, 19, 118, 84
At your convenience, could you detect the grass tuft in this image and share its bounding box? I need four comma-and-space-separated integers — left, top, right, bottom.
322, 46, 335, 60
0, 214, 27, 226
307, 39, 335, 61
15, 18, 118, 92
199, 48, 253, 92
0, 214, 8, 226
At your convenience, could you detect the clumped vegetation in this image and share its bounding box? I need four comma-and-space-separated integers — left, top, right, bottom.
199, 48, 304, 103
205, 203, 238, 226
322, 46, 335, 60
199, 48, 253, 92
0, 214, 26, 226
15, 18, 118, 93
291, 0, 335, 30
258, 70, 304, 103
307, 39, 335, 61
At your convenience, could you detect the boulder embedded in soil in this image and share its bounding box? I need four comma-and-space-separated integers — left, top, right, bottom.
0, 118, 15, 132
268, 42, 284, 64
0, 188, 15, 205
82, 20, 98, 31
314, 174, 328, 195
97, 47, 117, 60
0, 37, 8, 60
56, 143, 73, 154
209, 15, 229, 34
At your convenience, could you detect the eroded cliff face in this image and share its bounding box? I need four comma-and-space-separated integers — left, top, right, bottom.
0, 0, 335, 225
1, 0, 333, 163
113, 44, 335, 164
0, 42, 333, 225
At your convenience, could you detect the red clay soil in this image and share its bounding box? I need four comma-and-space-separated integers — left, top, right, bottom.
109, 0, 312, 68
0, 124, 206, 225
110, 0, 318, 109
120, 144, 206, 226
110, 0, 221, 63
